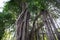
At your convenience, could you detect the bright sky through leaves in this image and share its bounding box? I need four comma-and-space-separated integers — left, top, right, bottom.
0, 0, 9, 12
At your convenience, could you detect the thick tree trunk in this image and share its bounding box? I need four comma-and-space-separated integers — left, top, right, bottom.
47, 12, 60, 40
16, 1, 30, 40
47, 15, 56, 40
41, 10, 55, 40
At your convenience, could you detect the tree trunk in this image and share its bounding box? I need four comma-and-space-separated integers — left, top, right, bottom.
41, 10, 55, 40
47, 12, 60, 40
16, 1, 30, 40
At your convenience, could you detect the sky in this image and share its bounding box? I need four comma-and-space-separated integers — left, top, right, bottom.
0, 0, 9, 12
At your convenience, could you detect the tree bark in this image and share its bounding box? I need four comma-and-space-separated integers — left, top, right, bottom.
47, 12, 60, 40
41, 10, 55, 40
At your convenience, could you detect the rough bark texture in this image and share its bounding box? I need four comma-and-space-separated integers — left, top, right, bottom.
16, 2, 30, 40
41, 10, 57, 40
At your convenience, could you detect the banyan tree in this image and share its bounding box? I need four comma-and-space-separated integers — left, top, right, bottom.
4, 0, 60, 40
